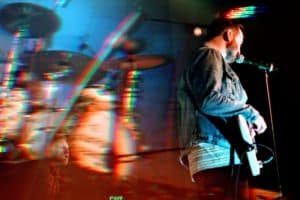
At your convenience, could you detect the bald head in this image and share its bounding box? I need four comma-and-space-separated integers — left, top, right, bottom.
206, 18, 244, 40
205, 18, 244, 63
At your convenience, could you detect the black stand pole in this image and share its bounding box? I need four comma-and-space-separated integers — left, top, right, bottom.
264, 70, 285, 199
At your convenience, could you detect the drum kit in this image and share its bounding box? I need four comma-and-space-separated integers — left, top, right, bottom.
0, 2, 171, 161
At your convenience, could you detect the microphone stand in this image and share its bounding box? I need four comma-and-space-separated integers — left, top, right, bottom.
263, 69, 285, 199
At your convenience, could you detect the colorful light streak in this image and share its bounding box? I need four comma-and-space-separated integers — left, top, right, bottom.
223, 6, 266, 19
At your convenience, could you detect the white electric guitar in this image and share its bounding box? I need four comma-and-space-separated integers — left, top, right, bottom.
237, 114, 263, 176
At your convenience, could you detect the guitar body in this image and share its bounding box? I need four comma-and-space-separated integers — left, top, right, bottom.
237, 114, 262, 176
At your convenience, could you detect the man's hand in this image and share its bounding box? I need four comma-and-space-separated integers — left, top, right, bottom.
251, 115, 267, 134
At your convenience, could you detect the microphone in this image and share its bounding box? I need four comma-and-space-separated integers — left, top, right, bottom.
236, 54, 276, 72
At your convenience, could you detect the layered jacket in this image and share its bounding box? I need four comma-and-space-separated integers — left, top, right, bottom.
177, 46, 260, 166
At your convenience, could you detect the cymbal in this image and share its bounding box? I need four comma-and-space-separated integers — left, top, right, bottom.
101, 54, 170, 71
22, 51, 93, 82
0, 3, 60, 38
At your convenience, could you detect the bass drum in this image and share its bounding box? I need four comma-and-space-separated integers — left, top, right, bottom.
67, 87, 116, 173
0, 87, 29, 141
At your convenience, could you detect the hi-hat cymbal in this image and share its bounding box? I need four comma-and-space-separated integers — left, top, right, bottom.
22, 51, 93, 82
101, 54, 171, 71
112, 37, 145, 54
0, 3, 60, 38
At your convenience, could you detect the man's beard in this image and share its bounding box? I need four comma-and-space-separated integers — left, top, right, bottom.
225, 45, 238, 64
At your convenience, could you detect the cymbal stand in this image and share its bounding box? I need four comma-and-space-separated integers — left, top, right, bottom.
117, 69, 142, 140
1, 30, 24, 89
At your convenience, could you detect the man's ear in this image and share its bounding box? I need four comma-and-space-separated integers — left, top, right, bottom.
223, 29, 232, 42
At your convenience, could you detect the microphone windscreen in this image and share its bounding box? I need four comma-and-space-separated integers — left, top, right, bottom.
235, 54, 245, 64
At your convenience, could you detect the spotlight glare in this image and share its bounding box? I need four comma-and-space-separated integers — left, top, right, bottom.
193, 27, 202, 37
